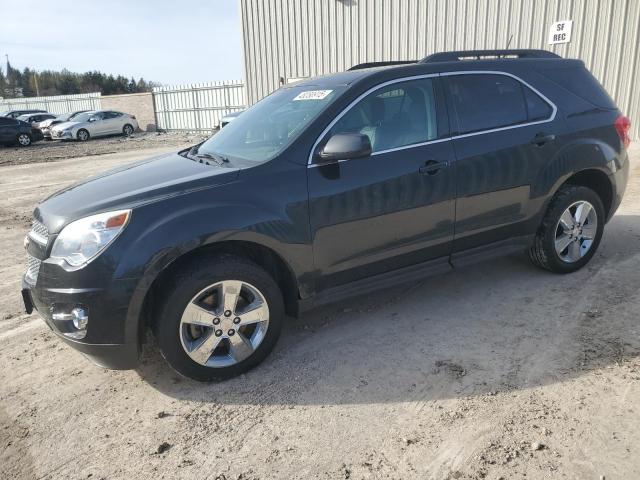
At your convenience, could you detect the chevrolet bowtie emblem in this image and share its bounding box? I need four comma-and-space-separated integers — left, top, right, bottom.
23, 235, 30, 250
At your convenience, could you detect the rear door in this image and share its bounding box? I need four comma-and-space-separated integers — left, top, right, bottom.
308, 76, 456, 291
442, 71, 561, 253
103, 111, 125, 133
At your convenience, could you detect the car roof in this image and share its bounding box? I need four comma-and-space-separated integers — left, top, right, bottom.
288, 50, 581, 90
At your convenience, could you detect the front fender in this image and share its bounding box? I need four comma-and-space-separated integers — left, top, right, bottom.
114, 178, 312, 344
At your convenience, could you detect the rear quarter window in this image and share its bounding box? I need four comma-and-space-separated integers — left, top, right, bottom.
538, 66, 616, 110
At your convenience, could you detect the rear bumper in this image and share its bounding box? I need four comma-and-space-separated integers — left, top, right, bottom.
30, 129, 44, 142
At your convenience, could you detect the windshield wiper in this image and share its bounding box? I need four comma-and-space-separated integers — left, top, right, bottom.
194, 152, 230, 165
184, 145, 230, 166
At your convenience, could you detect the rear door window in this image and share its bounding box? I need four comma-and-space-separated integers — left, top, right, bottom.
445, 74, 553, 135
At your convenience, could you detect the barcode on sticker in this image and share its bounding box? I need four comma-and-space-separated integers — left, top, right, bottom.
293, 90, 333, 101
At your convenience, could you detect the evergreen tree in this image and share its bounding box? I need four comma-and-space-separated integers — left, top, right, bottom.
0, 65, 157, 98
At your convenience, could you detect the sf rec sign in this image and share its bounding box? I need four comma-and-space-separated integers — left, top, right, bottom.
548, 20, 573, 44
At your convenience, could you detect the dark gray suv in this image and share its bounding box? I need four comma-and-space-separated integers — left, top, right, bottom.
22, 50, 631, 381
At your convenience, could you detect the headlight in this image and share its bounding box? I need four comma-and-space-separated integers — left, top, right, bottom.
51, 210, 131, 267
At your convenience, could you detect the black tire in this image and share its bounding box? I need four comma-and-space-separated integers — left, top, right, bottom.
529, 185, 605, 273
154, 254, 285, 381
123, 124, 134, 136
16, 132, 32, 147
77, 129, 90, 141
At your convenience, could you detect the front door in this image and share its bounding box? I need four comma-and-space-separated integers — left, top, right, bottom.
308, 76, 456, 291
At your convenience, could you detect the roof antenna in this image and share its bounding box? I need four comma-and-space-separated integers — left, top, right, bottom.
506, 34, 513, 49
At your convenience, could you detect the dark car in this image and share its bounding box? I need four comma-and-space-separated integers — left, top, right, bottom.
22, 49, 631, 381
1, 109, 47, 119
0, 117, 44, 146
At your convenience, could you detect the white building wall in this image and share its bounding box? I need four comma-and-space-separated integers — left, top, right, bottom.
240, 0, 640, 139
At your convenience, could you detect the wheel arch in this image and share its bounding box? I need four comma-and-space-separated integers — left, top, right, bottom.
137, 240, 301, 343
562, 168, 614, 219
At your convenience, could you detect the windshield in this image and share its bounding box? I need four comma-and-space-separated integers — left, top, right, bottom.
68, 112, 94, 123
197, 85, 346, 162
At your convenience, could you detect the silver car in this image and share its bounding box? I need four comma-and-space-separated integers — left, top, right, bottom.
50, 110, 139, 141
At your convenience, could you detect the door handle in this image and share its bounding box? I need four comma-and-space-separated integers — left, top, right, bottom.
419, 160, 447, 175
531, 133, 556, 146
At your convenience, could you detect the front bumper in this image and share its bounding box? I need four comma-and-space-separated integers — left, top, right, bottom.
21, 273, 141, 370
51, 130, 74, 140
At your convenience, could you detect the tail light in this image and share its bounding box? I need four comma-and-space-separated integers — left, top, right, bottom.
614, 115, 631, 149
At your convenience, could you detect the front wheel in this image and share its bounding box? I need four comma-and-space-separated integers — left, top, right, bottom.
16, 133, 32, 147
529, 185, 605, 273
77, 129, 90, 141
155, 255, 284, 381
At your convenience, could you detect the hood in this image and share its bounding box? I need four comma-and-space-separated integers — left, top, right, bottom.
35, 151, 240, 233
51, 120, 82, 131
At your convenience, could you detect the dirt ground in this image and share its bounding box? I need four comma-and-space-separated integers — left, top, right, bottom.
0, 130, 210, 167
1, 144, 639, 480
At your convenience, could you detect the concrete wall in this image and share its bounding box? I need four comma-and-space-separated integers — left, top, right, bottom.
100, 92, 157, 132
240, 0, 640, 140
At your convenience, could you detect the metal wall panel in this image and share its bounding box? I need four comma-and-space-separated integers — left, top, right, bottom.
0, 92, 101, 115
152, 81, 247, 132
240, 0, 640, 139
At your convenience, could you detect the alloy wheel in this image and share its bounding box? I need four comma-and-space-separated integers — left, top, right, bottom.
179, 280, 270, 368
18, 134, 31, 146
554, 200, 598, 263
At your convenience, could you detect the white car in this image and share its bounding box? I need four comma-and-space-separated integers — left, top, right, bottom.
50, 110, 138, 141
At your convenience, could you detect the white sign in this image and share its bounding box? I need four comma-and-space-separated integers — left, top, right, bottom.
548, 20, 573, 44
293, 90, 333, 101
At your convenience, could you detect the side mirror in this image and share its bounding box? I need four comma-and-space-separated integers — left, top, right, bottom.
315, 133, 372, 164
88, 117, 97, 122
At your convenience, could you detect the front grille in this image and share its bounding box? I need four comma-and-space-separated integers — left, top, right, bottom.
25, 255, 41, 285
28, 219, 49, 245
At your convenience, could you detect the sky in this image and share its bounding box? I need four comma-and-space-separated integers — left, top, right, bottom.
0, 0, 244, 86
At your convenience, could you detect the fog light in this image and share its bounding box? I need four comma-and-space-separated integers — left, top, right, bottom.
71, 308, 88, 330
51, 305, 89, 339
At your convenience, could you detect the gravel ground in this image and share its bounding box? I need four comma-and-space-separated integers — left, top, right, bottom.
0, 145, 639, 479
0, 130, 210, 167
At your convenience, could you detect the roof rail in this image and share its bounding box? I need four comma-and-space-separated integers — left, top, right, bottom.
348, 60, 416, 71
420, 49, 561, 63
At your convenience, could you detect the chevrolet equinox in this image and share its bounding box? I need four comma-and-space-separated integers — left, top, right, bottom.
22, 50, 631, 381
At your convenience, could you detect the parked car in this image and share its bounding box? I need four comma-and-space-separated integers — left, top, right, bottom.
37, 111, 90, 140
22, 49, 630, 381
0, 109, 47, 119
219, 110, 244, 128
16, 113, 57, 127
50, 110, 138, 141
0, 117, 43, 146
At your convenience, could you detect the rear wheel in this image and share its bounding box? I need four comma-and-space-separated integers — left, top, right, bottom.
77, 129, 90, 141
123, 124, 134, 136
155, 255, 284, 381
16, 133, 32, 147
529, 185, 605, 273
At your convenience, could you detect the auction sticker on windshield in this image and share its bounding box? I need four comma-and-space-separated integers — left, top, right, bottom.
293, 90, 333, 101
